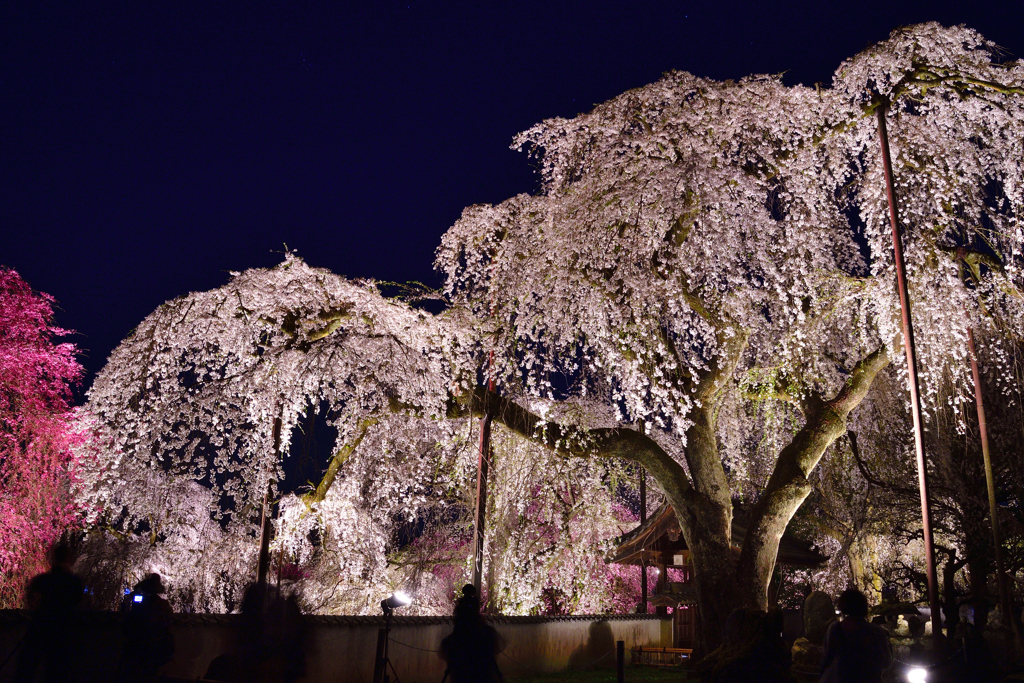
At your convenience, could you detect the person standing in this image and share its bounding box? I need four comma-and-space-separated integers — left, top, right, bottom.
117, 573, 175, 683
820, 588, 892, 683
440, 585, 505, 683
14, 543, 84, 683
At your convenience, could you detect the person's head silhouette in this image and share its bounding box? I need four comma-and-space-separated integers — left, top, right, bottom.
134, 573, 166, 595
50, 542, 75, 571
836, 588, 869, 620
454, 584, 481, 623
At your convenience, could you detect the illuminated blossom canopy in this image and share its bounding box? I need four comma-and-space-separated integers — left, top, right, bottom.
81, 23, 1023, 647
79, 255, 642, 614
80, 256, 471, 611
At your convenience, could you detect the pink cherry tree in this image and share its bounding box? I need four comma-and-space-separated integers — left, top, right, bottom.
0, 268, 87, 606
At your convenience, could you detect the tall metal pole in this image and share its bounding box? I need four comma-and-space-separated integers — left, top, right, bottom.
639, 468, 647, 613
876, 104, 943, 642
471, 352, 496, 595
965, 320, 1022, 645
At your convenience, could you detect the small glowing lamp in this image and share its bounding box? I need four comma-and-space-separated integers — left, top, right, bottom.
133, 594, 144, 603
907, 667, 927, 683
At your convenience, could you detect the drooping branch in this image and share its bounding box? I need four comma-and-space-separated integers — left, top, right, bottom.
829, 346, 892, 418
694, 324, 750, 404
903, 65, 1024, 98
684, 324, 749, 515
847, 430, 917, 496
450, 316, 748, 517
806, 60, 1024, 153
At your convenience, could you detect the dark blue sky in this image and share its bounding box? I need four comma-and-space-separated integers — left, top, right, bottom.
3, 1, 1023, 392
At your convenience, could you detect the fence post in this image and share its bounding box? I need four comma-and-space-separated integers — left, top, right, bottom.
373, 628, 386, 683
617, 640, 625, 683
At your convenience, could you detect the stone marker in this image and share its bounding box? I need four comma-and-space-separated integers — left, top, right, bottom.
803, 591, 835, 645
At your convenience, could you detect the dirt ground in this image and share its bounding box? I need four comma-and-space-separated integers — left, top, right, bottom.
508, 667, 695, 683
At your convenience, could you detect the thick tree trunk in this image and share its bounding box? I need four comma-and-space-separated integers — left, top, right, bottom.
674, 496, 737, 655
671, 401, 737, 654
459, 343, 889, 653
848, 533, 883, 601
688, 534, 739, 654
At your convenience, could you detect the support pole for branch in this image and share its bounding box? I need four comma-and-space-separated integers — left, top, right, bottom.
965, 323, 1022, 646
471, 412, 492, 593
472, 353, 496, 596
876, 104, 943, 643
640, 469, 647, 524
640, 468, 647, 613
256, 416, 283, 587
256, 485, 273, 586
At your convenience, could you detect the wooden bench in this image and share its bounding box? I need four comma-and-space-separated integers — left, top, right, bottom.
631, 645, 693, 666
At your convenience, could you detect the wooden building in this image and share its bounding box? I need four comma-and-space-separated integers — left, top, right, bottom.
609, 503, 826, 648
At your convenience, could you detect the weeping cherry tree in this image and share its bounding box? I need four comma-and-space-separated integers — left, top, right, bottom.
437, 23, 1024, 650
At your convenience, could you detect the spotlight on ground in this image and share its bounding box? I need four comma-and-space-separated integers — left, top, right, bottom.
375, 592, 412, 683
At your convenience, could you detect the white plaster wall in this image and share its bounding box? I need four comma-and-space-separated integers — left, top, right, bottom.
0, 611, 669, 683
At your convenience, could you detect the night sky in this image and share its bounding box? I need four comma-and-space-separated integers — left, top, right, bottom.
3, 1, 1023, 395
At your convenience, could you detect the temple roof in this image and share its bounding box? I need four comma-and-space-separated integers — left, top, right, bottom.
608, 503, 826, 568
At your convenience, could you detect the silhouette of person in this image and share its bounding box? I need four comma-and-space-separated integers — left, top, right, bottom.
440, 585, 505, 683
205, 582, 305, 683
117, 573, 175, 683
750, 608, 792, 681
707, 607, 791, 683
820, 588, 892, 683
15, 542, 84, 683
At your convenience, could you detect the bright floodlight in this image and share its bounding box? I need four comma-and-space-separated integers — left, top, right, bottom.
907, 667, 927, 683
381, 591, 413, 614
